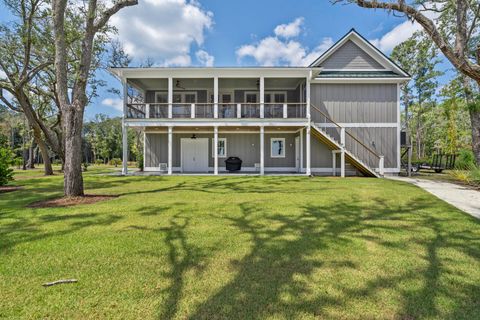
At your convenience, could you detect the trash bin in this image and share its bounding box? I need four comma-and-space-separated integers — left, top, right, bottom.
225, 157, 242, 172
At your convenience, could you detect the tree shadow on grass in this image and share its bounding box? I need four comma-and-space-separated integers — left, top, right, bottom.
180, 197, 480, 319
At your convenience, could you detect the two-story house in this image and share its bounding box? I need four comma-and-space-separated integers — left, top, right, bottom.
110, 29, 409, 177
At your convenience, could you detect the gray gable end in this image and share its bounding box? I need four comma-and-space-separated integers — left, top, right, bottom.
320, 40, 384, 70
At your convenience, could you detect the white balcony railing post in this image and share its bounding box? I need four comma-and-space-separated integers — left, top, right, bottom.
145, 103, 150, 119
379, 156, 385, 176
237, 103, 241, 119
283, 103, 288, 119
191, 103, 195, 118
340, 127, 345, 147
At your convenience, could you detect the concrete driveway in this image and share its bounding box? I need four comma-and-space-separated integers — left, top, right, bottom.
388, 176, 480, 219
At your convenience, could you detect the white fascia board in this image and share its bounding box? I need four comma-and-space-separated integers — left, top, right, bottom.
110, 67, 313, 80
311, 78, 410, 84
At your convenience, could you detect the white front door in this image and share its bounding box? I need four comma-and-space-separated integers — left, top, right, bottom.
295, 136, 300, 172
181, 138, 209, 173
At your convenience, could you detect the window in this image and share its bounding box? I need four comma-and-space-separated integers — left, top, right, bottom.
212, 138, 227, 158
271, 138, 285, 158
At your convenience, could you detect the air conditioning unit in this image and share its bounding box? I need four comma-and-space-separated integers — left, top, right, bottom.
254, 163, 260, 169
159, 163, 168, 172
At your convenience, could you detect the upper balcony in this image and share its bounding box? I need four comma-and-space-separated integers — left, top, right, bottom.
126, 102, 307, 120
114, 68, 313, 124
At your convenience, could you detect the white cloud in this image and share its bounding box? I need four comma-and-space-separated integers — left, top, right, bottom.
236, 18, 333, 66
111, 0, 213, 66
196, 50, 214, 66
370, 10, 438, 53
101, 98, 123, 112
274, 17, 304, 39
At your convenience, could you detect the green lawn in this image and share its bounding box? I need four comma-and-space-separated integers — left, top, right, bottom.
1, 167, 479, 319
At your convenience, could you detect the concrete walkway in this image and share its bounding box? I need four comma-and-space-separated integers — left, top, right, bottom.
389, 176, 480, 219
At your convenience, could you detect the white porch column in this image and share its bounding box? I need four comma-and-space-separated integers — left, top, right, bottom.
260, 126, 264, 175
332, 151, 336, 176
168, 77, 173, 119
214, 126, 219, 175
214, 76, 219, 118
306, 73, 311, 119
122, 122, 128, 175
379, 156, 385, 176
259, 76, 264, 118
168, 126, 173, 175
306, 125, 311, 176
300, 129, 304, 172
122, 79, 128, 175
340, 148, 345, 178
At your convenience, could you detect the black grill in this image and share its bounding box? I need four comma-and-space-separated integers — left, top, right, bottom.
225, 157, 242, 172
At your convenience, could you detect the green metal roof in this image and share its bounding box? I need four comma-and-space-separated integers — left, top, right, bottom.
315, 71, 401, 78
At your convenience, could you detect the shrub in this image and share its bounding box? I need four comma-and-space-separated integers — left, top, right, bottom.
0, 147, 14, 186
95, 159, 104, 166
450, 170, 472, 184
455, 149, 476, 170
110, 158, 121, 167
137, 153, 144, 171
470, 167, 480, 186
14, 157, 23, 169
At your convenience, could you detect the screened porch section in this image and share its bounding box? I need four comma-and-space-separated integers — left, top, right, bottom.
125, 77, 308, 120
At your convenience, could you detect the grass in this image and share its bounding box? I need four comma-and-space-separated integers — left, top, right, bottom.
1, 167, 479, 319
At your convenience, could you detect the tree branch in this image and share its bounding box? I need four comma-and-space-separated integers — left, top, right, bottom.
93, 0, 138, 33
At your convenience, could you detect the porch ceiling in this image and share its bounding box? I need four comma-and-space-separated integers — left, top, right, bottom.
128, 77, 304, 91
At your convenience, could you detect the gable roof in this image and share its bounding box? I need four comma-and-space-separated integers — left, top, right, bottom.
309, 29, 410, 78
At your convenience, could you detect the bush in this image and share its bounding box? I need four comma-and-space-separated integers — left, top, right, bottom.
0, 147, 14, 186
14, 157, 23, 169
455, 149, 476, 170
137, 153, 144, 171
109, 158, 121, 167
95, 159, 104, 166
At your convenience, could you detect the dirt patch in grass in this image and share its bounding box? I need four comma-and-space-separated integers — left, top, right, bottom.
0, 186, 23, 193
28, 195, 118, 208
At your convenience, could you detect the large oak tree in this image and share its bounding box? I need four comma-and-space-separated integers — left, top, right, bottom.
52, 0, 137, 196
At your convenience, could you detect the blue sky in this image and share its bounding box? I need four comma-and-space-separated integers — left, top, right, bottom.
0, 0, 453, 119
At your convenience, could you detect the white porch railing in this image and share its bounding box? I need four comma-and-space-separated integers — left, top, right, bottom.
126, 103, 307, 120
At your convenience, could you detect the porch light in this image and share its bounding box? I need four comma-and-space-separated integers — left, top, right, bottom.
191, 134, 197, 139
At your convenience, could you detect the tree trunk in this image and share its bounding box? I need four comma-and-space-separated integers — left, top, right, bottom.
28, 142, 35, 169
63, 106, 84, 196
32, 127, 54, 175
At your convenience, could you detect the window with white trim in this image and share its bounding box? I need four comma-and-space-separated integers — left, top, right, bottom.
212, 138, 227, 158
271, 138, 285, 158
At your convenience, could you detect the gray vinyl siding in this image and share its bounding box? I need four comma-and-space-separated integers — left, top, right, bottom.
321, 40, 384, 70
311, 83, 398, 123
346, 127, 398, 168
145, 133, 167, 167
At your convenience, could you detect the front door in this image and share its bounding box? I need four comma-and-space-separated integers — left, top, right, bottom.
181, 138, 209, 173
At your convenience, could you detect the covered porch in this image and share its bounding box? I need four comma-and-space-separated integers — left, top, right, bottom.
139, 126, 309, 175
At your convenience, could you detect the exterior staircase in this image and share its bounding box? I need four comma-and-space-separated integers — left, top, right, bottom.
310, 104, 384, 178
